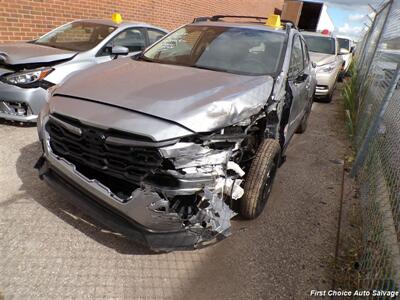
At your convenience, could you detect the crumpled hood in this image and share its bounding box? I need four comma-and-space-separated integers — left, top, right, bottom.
309, 52, 336, 66
55, 59, 274, 133
0, 42, 77, 65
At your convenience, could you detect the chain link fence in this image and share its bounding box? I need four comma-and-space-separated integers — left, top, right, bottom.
351, 0, 400, 295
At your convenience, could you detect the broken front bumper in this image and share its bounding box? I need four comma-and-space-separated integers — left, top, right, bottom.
37, 159, 225, 251
0, 80, 49, 122
36, 120, 238, 251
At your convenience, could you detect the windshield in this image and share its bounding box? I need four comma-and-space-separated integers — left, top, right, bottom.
303, 35, 336, 55
34, 22, 116, 51
142, 25, 286, 76
337, 38, 350, 51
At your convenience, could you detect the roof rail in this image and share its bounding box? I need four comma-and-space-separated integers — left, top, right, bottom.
209, 15, 268, 22
192, 16, 211, 23
192, 15, 297, 30
193, 15, 268, 23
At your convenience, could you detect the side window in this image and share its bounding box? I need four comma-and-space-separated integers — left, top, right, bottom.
99, 28, 146, 56
336, 40, 339, 55
289, 35, 304, 78
301, 38, 310, 66
147, 28, 202, 60
112, 28, 146, 52
147, 29, 166, 45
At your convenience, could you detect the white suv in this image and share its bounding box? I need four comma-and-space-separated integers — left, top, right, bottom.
302, 31, 344, 102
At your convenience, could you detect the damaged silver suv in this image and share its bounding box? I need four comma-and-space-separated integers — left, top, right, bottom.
36, 15, 316, 251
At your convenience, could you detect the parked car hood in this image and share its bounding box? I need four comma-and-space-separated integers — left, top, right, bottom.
0, 42, 77, 65
309, 52, 336, 66
54, 59, 274, 133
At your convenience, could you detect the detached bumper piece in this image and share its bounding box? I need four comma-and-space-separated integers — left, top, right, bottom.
37, 114, 240, 251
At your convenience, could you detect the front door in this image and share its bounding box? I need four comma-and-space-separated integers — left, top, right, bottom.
95, 28, 147, 63
287, 34, 308, 140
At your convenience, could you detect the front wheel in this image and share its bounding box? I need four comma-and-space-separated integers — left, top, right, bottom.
240, 139, 281, 219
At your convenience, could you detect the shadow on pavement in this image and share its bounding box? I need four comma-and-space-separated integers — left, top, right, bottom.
0, 119, 36, 127
14, 141, 156, 255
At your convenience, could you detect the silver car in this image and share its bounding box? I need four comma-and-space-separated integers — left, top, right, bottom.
302, 32, 344, 102
36, 15, 316, 251
0, 19, 167, 122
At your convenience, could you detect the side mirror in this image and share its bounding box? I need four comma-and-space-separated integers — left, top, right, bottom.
339, 48, 350, 55
312, 61, 317, 68
111, 46, 129, 57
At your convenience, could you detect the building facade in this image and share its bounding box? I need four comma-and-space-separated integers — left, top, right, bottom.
0, 0, 283, 43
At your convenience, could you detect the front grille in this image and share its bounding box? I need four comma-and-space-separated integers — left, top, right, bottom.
46, 114, 163, 185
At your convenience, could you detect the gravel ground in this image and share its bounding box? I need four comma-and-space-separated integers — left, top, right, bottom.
0, 90, 347, 300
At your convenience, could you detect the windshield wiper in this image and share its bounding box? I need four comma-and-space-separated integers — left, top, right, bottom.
34, 42, 77, 51
34, 42, 59, 49
191, 65, 265, 76
137, 54, 157, 63
190, 65, 229, 73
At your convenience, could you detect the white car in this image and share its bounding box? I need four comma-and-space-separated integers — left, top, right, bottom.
337, 35, 355, 76
0, 18, 167, 122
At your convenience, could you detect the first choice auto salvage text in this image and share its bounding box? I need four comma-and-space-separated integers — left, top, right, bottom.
310, 290, 399, 298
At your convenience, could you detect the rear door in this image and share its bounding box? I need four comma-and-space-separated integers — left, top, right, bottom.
287, 34, 308, 139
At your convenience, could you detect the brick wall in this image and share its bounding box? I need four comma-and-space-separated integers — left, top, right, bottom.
0, 0, 283, 43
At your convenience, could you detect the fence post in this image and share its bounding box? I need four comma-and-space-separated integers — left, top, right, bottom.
358, 0, 393, 90
357, 26, 373, 75
351, 64, 400, 177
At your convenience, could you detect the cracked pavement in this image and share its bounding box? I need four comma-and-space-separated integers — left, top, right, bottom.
0, 90, 347, 299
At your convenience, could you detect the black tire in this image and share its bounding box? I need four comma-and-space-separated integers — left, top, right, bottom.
338, 72, 345, 82
296, 99, 313, 134
325, 90, 334, 103
317, 89, 334, 103
314, 92, 332, 103
240, 139, 281, 219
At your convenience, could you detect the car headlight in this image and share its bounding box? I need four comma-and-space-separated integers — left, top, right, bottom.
3, 67, 54, 85
159, 125, 246, 170
317, 61, 336, 73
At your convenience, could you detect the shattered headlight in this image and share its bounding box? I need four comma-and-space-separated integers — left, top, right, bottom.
3, 67, 54, 86
159, 126, 246, 170
159, 141, 231, 170
317, 61, 336, 73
